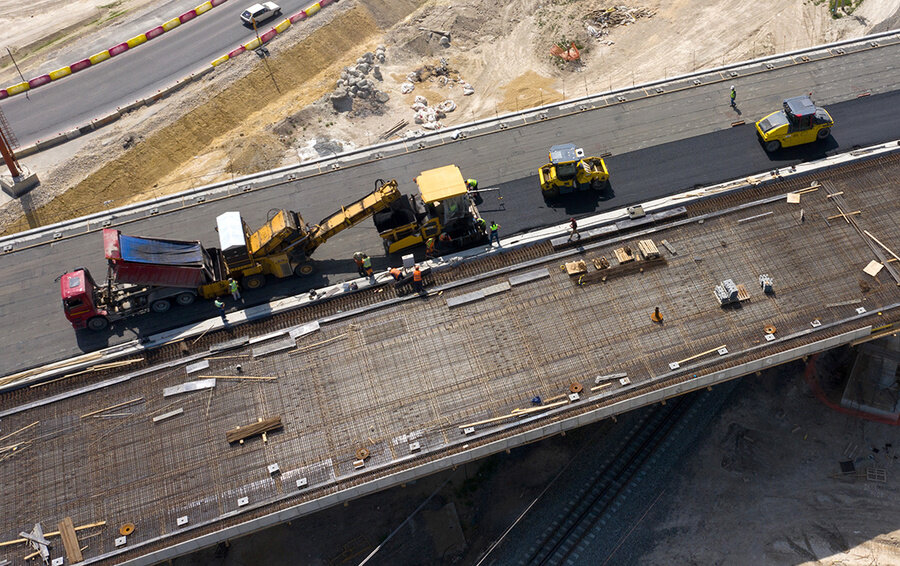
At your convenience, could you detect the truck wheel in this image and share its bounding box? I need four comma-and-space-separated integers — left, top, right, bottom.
242, 274, 266, 289
87, 316, 109, 332
175, 292, 196, 306
817, 127, 830, 140
293, 263, 315, 276
765, 140, 781, 153
151, 299, 171, 313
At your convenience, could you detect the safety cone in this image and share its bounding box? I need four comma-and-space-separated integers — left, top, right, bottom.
651, 307, 663, 323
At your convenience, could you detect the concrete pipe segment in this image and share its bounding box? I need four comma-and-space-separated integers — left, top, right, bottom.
0, 0, 229, 100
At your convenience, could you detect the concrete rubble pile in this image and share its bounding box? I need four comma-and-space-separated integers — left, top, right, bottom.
410, 95, 457, 130
331, 45, 390, 110
585, 5, 656, 43
400, 57, 475, 97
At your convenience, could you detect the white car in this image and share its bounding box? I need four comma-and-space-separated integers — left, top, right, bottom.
240, 2, 281, 26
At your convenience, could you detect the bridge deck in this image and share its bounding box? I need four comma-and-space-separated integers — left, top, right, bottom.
2, 153, 899, 564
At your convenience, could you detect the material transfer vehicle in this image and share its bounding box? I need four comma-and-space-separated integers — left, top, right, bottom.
374, 165, 486, 254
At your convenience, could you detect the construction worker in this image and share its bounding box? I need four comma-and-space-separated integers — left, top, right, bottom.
362, 254, 374, 279
389, 267, 403, 281
567, 217, 580, 242
228, 278, 241, 300
353, 252, 366, 277
476, 217, 487, 235
214, 298, 227, 322
489, 221, 501, 246
412, 264, 423, 293
425, 237, 436, 258
730, 85, 737, 108
466, 178, 478, 191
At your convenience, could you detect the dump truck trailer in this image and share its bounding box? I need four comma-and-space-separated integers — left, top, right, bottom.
61, 182, 404, 331
61, 229, 225, 331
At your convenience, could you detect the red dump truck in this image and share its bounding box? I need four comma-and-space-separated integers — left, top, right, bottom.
61, 229, 226, 331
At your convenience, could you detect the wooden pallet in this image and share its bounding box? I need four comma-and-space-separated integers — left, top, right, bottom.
614, 247, 635, 264
564, 260, 588, 276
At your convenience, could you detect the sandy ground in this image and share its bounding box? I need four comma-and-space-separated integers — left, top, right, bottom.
2, 0, 900, 233
641, 356, 900, 566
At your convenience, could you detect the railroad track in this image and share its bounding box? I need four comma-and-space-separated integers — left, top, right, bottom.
478, 381, 737, 566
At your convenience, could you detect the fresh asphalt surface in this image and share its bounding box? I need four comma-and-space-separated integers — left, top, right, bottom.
1, 41, 899, 376
0, 0, 315, 146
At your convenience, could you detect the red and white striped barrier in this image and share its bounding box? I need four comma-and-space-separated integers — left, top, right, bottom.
0, 0, 229, 100
211, 0, 335, 67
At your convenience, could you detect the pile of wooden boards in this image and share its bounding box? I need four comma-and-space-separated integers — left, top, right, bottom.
573, 239, 667, 285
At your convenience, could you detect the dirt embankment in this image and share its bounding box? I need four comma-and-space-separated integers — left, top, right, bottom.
3, 0, 898, 235
2, 0, 427, 234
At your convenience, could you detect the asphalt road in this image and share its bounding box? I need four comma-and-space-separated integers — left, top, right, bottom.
0, 0, 319, 146
1, 40, 899, 376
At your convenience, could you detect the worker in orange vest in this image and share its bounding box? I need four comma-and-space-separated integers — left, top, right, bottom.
353, 252, 366, 277
389, 267, 403, 281
412, 265, 423, 293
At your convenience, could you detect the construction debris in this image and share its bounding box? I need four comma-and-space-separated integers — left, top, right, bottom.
226, 416, 283, 444
585, 5, 656, 34
550, 42, 581, 61
80, 398, 143, 419
152, 408, 184, 423
20, 524, 49, 564
163, 379, 216, 397
331, 46, 390, 111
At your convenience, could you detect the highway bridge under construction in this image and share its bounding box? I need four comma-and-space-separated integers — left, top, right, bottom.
1, 144, 898, 564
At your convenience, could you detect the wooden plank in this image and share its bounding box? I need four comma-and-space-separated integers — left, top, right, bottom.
80, 397, 143, 419
152, 408, 184, 423
0, 521, 105, 548
198, 375, 278, 380
637, 239, 660, 259
0, 421, 38, 444
676, 345, 726, 365
226, 416, 283, 444
58, 517, 83, 563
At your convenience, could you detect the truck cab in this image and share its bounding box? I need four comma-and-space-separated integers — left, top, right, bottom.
61, 269, 106, 331
755, 95, 833, 152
